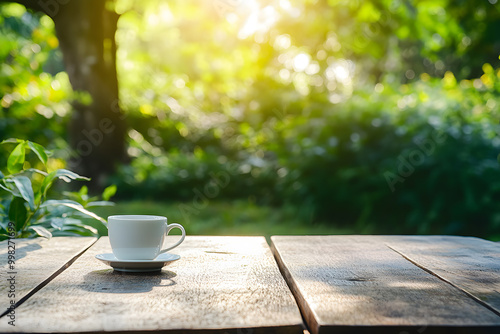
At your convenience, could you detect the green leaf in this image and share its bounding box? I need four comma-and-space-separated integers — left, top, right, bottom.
0, 181, 18, 196
49, 217, 83, 231
102, 184, 117, 201
8, 197, 27, 232
22, 168, 48, 176
86, 201, 115, 207
41, 199, 79, 207
1, 138, 22, 144
0, 219, 8, 232
78, 185, 90, 203
52, 227, 96, 237
6, 176, 35, 210
27, 141, 48, 166
50, 217, 64, 230
7, 141, 26, 174
0, 170, 4, 179
79, 224, 98, 234
60, 224, 98, 235
29, 225, 52, 239
79, 185, 88, 196
41, 169, 91, 197
41, 199, 107, 224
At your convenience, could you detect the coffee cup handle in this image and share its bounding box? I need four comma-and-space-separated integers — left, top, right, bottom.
159, 223, 186, 254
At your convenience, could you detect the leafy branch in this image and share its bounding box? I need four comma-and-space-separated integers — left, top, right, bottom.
0, 139, 114, 240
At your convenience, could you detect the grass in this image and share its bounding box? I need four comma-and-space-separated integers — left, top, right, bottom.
83, 200, 500, 241
88, 199, 355, 237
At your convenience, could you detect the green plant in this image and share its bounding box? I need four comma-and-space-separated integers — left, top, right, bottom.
0, 138, 113, 240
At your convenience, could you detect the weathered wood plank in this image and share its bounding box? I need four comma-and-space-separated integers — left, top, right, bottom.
385, 235, 500, 315
0, 237, 97, 317
271, 235, 500, 334
2, 236, 304, 333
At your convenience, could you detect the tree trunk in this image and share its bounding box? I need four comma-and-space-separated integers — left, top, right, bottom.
7, 0, 127, 189
53, 0, 126, 188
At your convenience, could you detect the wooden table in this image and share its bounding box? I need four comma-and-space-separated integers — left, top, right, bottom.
1, 235, 499, 333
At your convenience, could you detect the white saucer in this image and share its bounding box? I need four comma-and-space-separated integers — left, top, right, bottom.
95, 253, 180, 272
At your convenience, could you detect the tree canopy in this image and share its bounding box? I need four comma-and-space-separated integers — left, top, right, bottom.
1, 0, 500, 237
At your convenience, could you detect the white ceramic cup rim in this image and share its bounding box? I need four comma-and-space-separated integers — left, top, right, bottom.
108, 215, 166, 221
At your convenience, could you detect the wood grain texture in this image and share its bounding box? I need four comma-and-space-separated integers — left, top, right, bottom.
0, 237, 97, 316
2, 236, 303, 333
385, 235, 500, 315
271, 235, 500, 334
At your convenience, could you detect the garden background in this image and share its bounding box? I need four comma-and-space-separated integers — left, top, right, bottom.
1, 0, 500, 240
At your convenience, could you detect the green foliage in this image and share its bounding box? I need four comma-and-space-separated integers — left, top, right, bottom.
63, 184, 117, 208
2, 1, 500, 239
114, 65, 500, 237
107, 0, 500, 238
271, 70, 500, 236
0, 139, 112, 240
0, 3, 71, 162
102, 185, 117, 201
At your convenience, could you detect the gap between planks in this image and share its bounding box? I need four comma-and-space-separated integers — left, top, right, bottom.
0, 237, 98, 319
385, 244, 500, 319
269, 241, 316, 334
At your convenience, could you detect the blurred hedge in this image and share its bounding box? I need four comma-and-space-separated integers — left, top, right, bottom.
2, 1, 500, 238
113, 67, 500, 238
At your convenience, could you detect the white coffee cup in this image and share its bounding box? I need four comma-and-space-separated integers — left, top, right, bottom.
108, 215, 186, 260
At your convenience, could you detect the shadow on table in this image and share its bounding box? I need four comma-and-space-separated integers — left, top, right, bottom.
0, 240, 42, 262
81, 269, 177, 293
